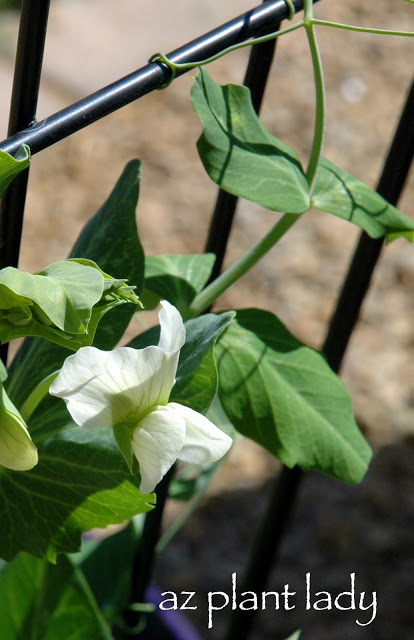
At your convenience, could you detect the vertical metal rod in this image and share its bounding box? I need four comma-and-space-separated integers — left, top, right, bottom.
0, 0, 51, 365
121, 465, 175, 635
224, 74, 414, 640
205, 14, 280, 283
323, 76, 414, 372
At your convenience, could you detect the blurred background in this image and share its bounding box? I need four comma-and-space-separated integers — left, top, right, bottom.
1, 1, 413, 638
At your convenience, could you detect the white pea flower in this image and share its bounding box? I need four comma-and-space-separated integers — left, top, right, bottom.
49, 301, 232, 493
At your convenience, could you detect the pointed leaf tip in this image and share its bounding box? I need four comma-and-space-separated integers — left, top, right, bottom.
313, 157, 414, 241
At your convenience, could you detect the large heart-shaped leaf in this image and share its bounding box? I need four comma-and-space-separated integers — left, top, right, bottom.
69, 159, 145, 349
0, 145, 30, 198
312, 157, 414, 242
0, 552, 113, 639
191, 69, 310, 214
0, 396, 154, 562
216, 309, 372, 484
191, 70, 413, 242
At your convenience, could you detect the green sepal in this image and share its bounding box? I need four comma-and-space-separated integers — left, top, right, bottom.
113, 423, 134, 474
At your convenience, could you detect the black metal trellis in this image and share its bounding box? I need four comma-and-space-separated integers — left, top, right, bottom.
0, 0, 413, 638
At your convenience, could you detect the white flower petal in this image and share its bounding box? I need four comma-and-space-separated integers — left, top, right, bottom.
157, 300, 186, 354
132, 404, 186, 493
168, 402, 233, 465
49, 344, 175, 428
0, 406, 38, 471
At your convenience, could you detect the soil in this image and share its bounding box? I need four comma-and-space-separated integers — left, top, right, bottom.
1, 1, 413, 638
155, 440, 414, 640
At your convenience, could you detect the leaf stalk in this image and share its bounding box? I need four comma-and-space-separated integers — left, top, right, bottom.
188, 213, 299, 316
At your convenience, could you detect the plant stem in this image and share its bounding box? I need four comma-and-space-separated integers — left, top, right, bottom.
304, 0, 313, 21
303, 15, 325, 190
189, 213, 300, 317
151, 21, 304, 73
188, 213, 299, 317
312, 19, 414, 38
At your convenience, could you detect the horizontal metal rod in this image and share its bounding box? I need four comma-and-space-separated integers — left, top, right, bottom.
0, 0, 312, 156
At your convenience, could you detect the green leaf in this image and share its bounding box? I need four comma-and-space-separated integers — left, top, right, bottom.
0, 397, 155, 562
0, 260, 104, 343
0, 144, 30, 198
172, 311, 236, 413
206, 394, 237, 439
285, 632, 301, 640
191, 68, 310, 214
70, 159, 145, 350
0, 259, 141, 351
216, 309, 372, 484
127, 311, 235, 414
140, 253, 216, 313
0, 553, 113, 640
312, 157, 414, 241
6, 160, 145, 406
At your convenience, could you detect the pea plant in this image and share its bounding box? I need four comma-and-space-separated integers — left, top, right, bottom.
0, 1, 412, 638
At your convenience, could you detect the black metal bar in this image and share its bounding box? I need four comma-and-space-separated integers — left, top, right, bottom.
323, 76, 414, 372
224, 74, 414, 640
205, 12, 280, 282
0, 0, 315, 158
121, 465, 175, 635
0, 0, 51, 266
0, 0, 50, 366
